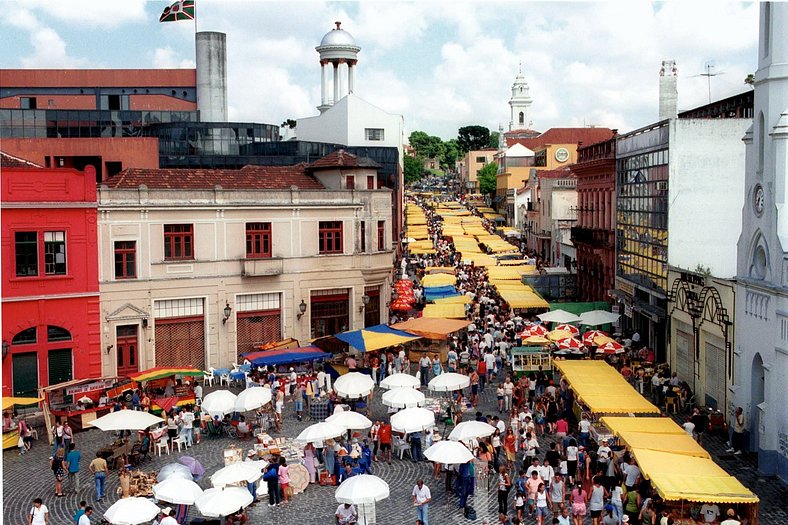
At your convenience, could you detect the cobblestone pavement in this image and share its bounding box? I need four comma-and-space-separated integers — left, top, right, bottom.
4, 379, 786, 525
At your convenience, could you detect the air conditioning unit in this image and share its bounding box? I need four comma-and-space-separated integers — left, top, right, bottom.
656, 181, 668, 191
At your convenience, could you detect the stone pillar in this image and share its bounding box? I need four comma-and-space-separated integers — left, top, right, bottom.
333, 61, 340, 106
348, 62, 355, 94
320, 60, 328, 107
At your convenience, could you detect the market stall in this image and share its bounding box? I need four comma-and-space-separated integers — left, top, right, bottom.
129, 367, 205, 414
391, 317, 471, 363
41, 377, 123, 441
2, 396, 42, 450
509, 346, 552, 375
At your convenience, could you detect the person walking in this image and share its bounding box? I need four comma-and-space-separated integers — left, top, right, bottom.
379, 420, 393, 464
497, 466, 512, 515
412, 479, 432, 525
77, 506, 93, 525
50, 448, 66, 497
63, 422, 74, 451
277, 457, 290, 504
28, 498, 49, 525
419, 354, 431, 387
88, 451, 108, 501
65, 443, 81, 493
727, 407, 745, 455
263, 462, 280, 507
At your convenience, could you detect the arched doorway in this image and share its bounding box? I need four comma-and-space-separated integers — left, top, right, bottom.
750, 353, 765, 453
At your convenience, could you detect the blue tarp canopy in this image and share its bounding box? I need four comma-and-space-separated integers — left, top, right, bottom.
334, 324, 421, 352
423, 285, 460, 301
242, 346, 330, 366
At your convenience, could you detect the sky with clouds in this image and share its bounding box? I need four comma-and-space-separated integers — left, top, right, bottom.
1, 1, 760, 140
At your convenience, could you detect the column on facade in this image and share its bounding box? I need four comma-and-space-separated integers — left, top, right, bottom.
348, 60, 356, 93
333, 61, 340, 106
320, 60, 329, 107
338, 59, 347, 99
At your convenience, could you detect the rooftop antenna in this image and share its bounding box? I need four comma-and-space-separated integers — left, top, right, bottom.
692, 62, 726, 104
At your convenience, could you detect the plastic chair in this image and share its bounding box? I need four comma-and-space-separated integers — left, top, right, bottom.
203, 372, 215, 387
30, 428, 39, 440
173, 434, 189, 452
155, 437, 170, 456
393, 436, 410, 460
665, 396, 679, 414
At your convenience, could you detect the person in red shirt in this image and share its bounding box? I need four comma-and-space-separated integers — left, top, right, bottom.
378, 421, 392, 464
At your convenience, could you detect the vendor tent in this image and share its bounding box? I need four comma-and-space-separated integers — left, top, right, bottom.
242, 346, 330, 366
421, 273, 457, 287
391, 318, 471, 340
129, 367, 205, 382
422, 285, 460, 302
422, 303, 467, 319
334, 325, 421, 352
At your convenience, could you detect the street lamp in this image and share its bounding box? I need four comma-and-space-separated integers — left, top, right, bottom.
297, 299, 308, 320
359, 294, 370, 312
2, 340, 9, 360
222, 302, 232, 325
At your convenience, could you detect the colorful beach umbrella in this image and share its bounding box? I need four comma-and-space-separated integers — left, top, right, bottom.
596, 341, 625, 354
582, 330, 609, 346
129, 366, 205, 382
334, 324, 421, 352
554, 323, 580, 335
547, 329, 574, 342
519, 324, 548, 338
557, 337, 584, 350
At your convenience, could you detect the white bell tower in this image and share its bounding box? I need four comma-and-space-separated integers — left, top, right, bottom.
509, 63, 533, 131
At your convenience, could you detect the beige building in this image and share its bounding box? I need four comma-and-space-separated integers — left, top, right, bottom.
456, 149, 497, 192
97, 151, 394, 376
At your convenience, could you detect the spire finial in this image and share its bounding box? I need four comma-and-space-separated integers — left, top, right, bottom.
519, 60, 522, 74
335, 21, 342, 30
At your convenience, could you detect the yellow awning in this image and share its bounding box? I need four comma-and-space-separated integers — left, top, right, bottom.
553, 361, 660, 414
2, 396, 43, 410
422, 303, 467, 319
487, 266, 528, 280
600, 416, 688, 436
434, 294, 473, 305
391, 317, 471, 340
424, 266, 456, 274
421, 273, 457, 287
630, 448, 759, 503
618, 430, 710, 458
459, 253, 498, 266
410, 248, 437, 255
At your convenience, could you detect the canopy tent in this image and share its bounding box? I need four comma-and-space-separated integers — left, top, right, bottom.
421, 273, 457, 287
487, 266, 536, 280
129, 367, 205, 382
553, 360, 660, 415
537, 309, 582, 324
424, 266, 456, 274
334, 325, 421, 352
433, 294, 472, 305
392, 317, 471, 340
617, 430, 710, 458
423, 285, 460, 302
600, 416, 688, 436
459, 253, 498, 266
2, 396, 43, 410
495, 287, 550, 309
242, 346, 330, 366
422, 303, 467, 319
630, 448, 758, 504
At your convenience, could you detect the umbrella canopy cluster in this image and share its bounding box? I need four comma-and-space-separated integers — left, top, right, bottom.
196, 487, 253, 518
335, 325, 421, 353
296, 421, 345, 443
201, 390, 237, 416
335, 474, 390, 504
234, 387, 273, 412
104, 497, 161, 525
428, 372, 470, 392
326, 410, 373, 431
424, 440, 474, 464
89, 410, 163, 432
211, 461, 265, 487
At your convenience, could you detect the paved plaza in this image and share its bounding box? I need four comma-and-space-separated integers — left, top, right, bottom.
3, 380, 786, 525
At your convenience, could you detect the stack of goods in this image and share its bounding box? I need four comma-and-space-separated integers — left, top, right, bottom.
130, 470, 157, 497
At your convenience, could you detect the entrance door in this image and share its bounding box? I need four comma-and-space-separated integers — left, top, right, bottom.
116, 325, 139, 377
48, 349, 73, 386
12, 352, 39, 398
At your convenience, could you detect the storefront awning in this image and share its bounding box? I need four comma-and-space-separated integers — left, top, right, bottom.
391, 317, 471, 340
422, 303, 468, 319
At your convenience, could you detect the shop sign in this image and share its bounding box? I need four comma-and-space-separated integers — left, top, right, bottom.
66, 379, 116, 396
624, 304, 633, 318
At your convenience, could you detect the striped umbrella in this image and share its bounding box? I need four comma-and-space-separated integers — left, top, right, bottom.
554, 323, 580, 335
519, 324, 548, 338
582, 330, 608, 346
557, 337, 584, 350
596, 341, 625, 355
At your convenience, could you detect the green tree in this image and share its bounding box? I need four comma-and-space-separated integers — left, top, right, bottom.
489, 131, 500, 149
477, 162, 498, 195
745, 73, 755, 88
457, 125, 491, 153
441, 139, 460, 170
409, 131, 445, 159
404, 154, 425, 184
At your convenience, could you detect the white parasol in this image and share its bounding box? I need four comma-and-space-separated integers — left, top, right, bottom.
537, 309, 582, 324
326, 411, 373, 431
211, 461, 264, 487
234, 387, 273, 412
335, 474, 390, 504
201, 390, 238, 416
579, 310, 621, 326
103, 497, 161, 525
428, 372, 470, 392
448, 420, 497, 441
152, 478, 204, 505
424, 440, 474, 464
157, 463, 194, 481
379, 373, 420, 390
89, 410, 163, 431
196, 487, 253, 518
391, 407, 436, 433
295, 421, 345, 443
381, 387, 426, 408
334, 372, 375, 399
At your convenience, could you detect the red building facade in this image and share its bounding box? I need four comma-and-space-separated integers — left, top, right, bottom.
570, 136, 617, 301
1, 155, 101, 397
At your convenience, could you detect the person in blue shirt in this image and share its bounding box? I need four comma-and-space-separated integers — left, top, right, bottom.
131, 389, 141, 410
360, 441, 373, 474
73, 500, 87, 524
65, 443, 82, 493
409, 431, 423, 462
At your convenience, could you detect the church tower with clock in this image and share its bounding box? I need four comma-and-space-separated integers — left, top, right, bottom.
734, 2, 788, 481
508, 64, 533, 131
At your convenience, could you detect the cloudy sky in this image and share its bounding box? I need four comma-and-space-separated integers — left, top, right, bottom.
1, 1, 760, 140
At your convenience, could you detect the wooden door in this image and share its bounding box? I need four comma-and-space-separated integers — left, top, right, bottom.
116, 325, 139, 377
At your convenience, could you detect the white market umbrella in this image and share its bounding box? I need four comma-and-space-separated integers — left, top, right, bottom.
334, 372, 375, 399
157, 463, 194, 481
382, 387, 426, 408
379, 373, 420, 390
537, 309, 582, 324
196, 487, 253, 518
335, 474, 390, 504
153, 478, 204, 505
424, 440, 474, 464
326, 410, 373, 431
579, 310, 621, 326
296, 421, 345, 443
428, 372, 470, 392
211, 461, 264, 487
234, 387, 273, 412
391, 407, 436, 433
104, 497, 161, 525
77, 396, 92, 404
449, 420, 497, 441
201, 390, 238, 416
89, 410, 163, 431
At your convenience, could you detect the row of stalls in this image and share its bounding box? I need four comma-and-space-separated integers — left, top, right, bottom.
553, 360, 759, 523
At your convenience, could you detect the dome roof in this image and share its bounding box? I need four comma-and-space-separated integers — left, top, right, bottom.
320, 22, 358, 48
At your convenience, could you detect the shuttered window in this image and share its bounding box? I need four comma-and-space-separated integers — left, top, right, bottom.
674, 320, 694, 385
154, 317, 205, 370
48, 349, 73, 386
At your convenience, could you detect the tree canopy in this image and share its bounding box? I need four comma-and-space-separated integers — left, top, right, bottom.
477, 162, 498, 195
409, 131, 445, 160
404, 154, 424, 184
458, 125, 491, 153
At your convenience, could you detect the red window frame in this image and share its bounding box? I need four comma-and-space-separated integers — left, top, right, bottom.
114, 240, 137, 279
367, 176, 375, 189
346, 176, 355, 190
377, 221, 385, 251
246, 222, 272, 258
318, 221, 343, 254
163, 224, 193, 261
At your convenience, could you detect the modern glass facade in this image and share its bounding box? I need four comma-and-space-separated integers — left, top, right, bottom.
616, 127, 669, 293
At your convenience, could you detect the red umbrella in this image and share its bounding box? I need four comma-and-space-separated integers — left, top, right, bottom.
390, 299, 415, 311
596, 341, 625, 354
554, 323, 580, 335
394, 279, 414, 289
582, 330, 608, 346
557, 337, 584, 349
520, 324, 548, 338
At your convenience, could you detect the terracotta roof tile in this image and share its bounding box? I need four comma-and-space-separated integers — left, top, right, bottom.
307, 149, 380, 170
0, 151, 43, 168
103, 163, 325, 190
537, 168, 574, 180
505, 127, 614, 149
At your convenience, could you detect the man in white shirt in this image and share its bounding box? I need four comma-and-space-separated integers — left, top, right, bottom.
180, 407, 195, 446
538, 460, 555, 489
78, 507, 93, 525
160, 507, 178, 525
412, 480, 432, 525
700, 503, 720, 523
484, 351, 496, 380
193, 383, 203, 406
719, 508, 741, 525
596, 439, 612, 471
578, 415, 591, 447
317, 369, 327, 394
335, 503, 358, 524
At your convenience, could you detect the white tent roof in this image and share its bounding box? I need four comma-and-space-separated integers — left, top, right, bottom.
503, 143, 535, 157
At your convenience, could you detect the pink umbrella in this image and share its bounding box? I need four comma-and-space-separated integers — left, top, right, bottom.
557, 337, 584, 350
596, 341, 625, 355
178, 456, 206, 478
554, 323, 579, 335
582, 330, 608, 346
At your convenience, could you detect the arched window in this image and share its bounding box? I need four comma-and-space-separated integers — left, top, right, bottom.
47, 326, 72, 342
519, 112, 525, 125
12, 327, 36, 345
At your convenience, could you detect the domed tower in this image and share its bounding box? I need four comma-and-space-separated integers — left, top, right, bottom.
509, 64, 533, 131
316, 21, 361, 113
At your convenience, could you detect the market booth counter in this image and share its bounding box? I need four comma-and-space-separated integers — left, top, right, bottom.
41, 378, 123, 441
128, 367, 205, 414
2, 396, 43, 449
391, 317, 470, 363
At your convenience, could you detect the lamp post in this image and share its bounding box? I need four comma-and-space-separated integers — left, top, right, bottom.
297, 299, 308, 320
222, 302, 232, 325
359, 294, 370, 312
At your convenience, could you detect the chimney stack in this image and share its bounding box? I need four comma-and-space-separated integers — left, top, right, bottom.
659, 60, 678, 121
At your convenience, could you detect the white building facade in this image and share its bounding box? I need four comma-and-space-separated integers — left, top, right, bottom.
97, 155, 394, 377
733, 2, 788, 481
